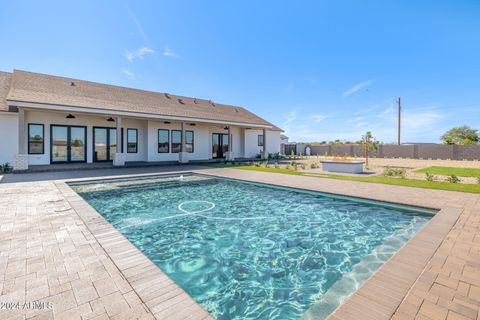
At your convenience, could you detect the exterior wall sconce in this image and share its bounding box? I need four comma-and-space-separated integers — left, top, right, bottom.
107, 117, 115, 122
66, 114, 75, 119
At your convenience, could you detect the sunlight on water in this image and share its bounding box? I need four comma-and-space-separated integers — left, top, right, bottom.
71, 174, 433, 320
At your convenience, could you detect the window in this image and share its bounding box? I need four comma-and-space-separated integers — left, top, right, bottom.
28, 124, 44, 154
258, 134, 264, 147
186, 130, 194, 153
158, 129, 169, 153
127, 129, 138, 153
171, 130, 182, 153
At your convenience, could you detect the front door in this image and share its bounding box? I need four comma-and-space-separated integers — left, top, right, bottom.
51, 125, 87, 163
212, 133, 229, 159
93, 127, 117, 162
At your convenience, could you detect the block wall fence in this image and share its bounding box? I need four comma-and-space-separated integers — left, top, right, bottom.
284, 144, 480, 161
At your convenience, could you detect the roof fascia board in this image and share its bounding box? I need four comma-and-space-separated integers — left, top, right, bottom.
7, 100, 273, 129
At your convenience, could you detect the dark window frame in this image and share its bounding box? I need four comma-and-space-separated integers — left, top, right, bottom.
158, 129, 170, 153
127, 128, 138, 153
171, 130, 182, 153
186, 130, 194, 153
258, 134, 264, 147
28, 123, 45, 154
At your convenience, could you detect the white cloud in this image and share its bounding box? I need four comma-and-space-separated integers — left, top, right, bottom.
311, 114, 328, 123
402, 111, 443, 129
343, 79, 375, 97
124, 47, 155, 61
122, 69, 134, 78
126, 6, 151, 45
163, 46, 178, 58
282, 109, 298, 127
347, 116, 365, 123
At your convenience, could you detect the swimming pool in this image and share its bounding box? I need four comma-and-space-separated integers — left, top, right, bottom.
70, 174, 434, 320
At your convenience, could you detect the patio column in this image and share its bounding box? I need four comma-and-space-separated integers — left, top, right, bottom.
262, 128, 267, 160
113, 116, 125, 166
179, 122, 189, 163
14, 108, 28, 171
225, 126, 234, 161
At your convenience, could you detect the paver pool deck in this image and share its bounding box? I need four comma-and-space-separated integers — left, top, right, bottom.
0, 165, 479, 320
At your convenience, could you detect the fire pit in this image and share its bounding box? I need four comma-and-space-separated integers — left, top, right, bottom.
320, 160, 365, 174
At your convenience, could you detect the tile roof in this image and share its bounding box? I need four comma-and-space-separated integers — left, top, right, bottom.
4, 70, 282, 130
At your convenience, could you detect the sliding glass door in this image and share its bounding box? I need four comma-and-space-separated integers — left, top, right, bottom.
51, 125, 86, 163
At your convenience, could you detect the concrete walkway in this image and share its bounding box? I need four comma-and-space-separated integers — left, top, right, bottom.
0, 166, 479, 320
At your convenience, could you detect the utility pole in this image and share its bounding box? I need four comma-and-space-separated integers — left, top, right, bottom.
397, 97, 401, 145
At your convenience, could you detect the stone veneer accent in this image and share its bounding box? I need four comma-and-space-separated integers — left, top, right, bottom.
13, 154, 29, 171
113, 153, 126, 166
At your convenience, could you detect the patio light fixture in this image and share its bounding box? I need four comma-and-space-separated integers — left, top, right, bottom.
107, 117, 115, 122
66, 114, 76, 119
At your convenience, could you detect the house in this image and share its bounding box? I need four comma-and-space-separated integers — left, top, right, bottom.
0, 70, 282, 171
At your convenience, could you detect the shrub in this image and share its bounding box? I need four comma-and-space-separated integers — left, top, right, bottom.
254, 162, 261, 167
447, 175, 460, 183
425, 172, 435, 182
310, 162, 320, 169
301, 164, 306, 170
268, 152, 282, 161
285, 164, 291, 170
293, 164, 298, 171
383, 167, 406, 178
0, 163, 12, 173
274, 162, 280, 169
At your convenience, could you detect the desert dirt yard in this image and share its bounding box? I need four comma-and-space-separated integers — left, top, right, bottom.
284, 156, 480, 183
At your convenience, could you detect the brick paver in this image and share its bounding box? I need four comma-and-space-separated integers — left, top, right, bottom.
0, 179, 212, 320
1, 166, 479, 320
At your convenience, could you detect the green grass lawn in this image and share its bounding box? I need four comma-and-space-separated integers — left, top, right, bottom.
415, 166, 480, 178
200, 163, 480, 194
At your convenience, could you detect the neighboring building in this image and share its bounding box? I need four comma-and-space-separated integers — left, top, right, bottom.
0, 70, 282, 170
280, 134, 289, 154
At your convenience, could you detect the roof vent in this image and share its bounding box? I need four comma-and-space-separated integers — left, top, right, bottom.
235, 108, 239, 113
209, 100, 215, 106
70, 82, 76, 87
178, 99, 185, 105
164, 93, 171, 99
194, 98, 198, 104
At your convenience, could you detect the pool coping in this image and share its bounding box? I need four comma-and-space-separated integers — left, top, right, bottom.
55, 178, 214, 320
54, 167, 479, 320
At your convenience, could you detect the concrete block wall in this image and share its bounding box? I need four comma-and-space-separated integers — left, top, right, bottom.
416, 144, 454, 160
290, 143, 480, 160
381, 145, 415, 158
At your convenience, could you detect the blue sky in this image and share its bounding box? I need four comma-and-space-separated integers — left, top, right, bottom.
1, 1, 479, 143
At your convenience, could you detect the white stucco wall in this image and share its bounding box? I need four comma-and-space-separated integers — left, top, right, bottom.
147, 121, 211, 161
6, 109, 281, 165
0, 112, 19, 164
24, 110, 148, 165
243, 129, 281, 158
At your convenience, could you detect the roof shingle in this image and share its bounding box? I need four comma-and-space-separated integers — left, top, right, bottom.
4, 70, 282, 130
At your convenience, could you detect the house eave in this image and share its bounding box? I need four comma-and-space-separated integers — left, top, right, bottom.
6, 99, 274, 129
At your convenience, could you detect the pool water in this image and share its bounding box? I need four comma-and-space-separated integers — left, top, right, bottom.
70, 174, 433, 320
